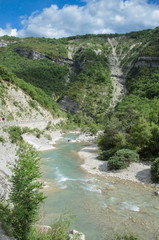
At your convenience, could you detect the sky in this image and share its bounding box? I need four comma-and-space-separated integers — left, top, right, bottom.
0, 0, 159, 38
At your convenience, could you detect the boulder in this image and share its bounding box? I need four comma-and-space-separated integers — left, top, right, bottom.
154, 190, 159, 196
69, 229, 86, 240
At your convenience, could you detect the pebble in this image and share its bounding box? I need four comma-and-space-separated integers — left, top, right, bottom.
105, 185, 116, 190
154, 207, 159, 210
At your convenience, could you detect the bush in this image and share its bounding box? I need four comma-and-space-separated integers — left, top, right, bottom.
0, 136, 6, 144
0, 202, 13, 236
98, 148, 118, 161
9, 143, 46, 240
110, 232, 138, 240
108, 149, 139, 170
8, 126, 22, 143
151, 157, 159, 183
22, 127, 34, 134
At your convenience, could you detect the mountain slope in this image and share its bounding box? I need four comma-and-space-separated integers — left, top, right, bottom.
0, 27, 159, 124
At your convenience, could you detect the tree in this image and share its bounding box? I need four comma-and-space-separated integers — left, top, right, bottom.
9, 142, 46, 240
129, 116, 152, 152
151, 157, 159, 183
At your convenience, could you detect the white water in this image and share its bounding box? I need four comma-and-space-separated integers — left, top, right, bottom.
40, 134, 159, 240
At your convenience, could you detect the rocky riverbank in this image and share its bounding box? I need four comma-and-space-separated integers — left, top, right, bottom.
78, 144, 153, 185
0, 120, 64, 200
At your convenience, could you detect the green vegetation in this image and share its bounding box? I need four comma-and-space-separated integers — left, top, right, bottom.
108, 149, 139, 170
0, 40, 68, 97
110, 232, 138, 240
126, 67, 159, 99
98, 29, 159, 181
68, 47, 112, 119
0, 135, 6, 144
0, 65, 59, 114
0, 28, 159, 182
8, 126, 22, 143
6, 143, 45, 240
151, 158, 159, 183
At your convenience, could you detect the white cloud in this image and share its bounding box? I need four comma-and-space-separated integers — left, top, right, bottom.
1, 0, 159, 38
0, 24, 17, 37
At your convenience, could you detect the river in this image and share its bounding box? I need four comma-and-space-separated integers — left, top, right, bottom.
40, 134, 159, 240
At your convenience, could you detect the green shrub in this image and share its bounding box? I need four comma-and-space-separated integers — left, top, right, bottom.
0, 136, 6, 144
151, 157, 159, 183
27, 212, 76, 240
110, 232, 138, 240
108, 149, 139, 170
0, 202, 13, 236
28, 100, 38, 111
9, 143, 46, 240
22, 127, 34, 134
8, 126, 22, 143
98, 148, 118, 161
45, 134, 52, 141
50, 212, 74, 240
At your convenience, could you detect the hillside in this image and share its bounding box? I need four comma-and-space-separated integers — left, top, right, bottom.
0, 27, 159, 160
0, 27, 159, 240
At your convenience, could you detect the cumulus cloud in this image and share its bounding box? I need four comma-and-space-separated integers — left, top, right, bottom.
0, 24, 17, 37
1, 0, 159, 38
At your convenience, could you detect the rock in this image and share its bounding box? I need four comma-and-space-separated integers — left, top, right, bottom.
36, 224, 51, 234
0, 185, 5, 200
105, 185, 116, 190
59, 96, 80, 114
0, 41, 7, 47
69, 229, 86, 240
154, 190, 159, 196
154, 206, 159, 210
135, 56, 159, 69
140, 209, 147, 214
16, 48, 46, 60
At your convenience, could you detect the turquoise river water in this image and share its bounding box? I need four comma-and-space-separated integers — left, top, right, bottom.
40, 134, 159, 240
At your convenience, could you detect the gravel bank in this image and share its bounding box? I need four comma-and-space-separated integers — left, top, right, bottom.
79, 144, 152, 184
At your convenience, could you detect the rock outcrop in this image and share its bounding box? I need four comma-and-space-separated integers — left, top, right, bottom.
15, 48, 46, 60
0, 40, 7, 48
58, 96, 80, 114
15, 48, 74, 66
135, 56, 159, 68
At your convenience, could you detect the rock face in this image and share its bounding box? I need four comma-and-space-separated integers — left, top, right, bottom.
15, 48, 46, 60
15, 48, 74, 66
0, 40, 7, 48
154, 190, 159, 196
135, 56, 159, 68
59, 96, 80, 114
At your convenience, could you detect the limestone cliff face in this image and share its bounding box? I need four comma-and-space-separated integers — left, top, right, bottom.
135, 56, 159, 68
0, 40, 7, 48
16, 48, 46, 60
58, 96, 80, 114
15, 48, 74, 66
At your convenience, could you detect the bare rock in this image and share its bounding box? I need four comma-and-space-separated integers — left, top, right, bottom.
154, 190, 159, 196
69, 229, 86, 240
59, 96, 80, 114
105, 185, 116, 191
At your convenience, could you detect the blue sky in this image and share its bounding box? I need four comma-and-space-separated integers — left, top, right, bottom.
0, 0, 159, 38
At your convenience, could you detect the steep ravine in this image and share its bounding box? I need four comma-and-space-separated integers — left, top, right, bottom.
108, 38, 126, 109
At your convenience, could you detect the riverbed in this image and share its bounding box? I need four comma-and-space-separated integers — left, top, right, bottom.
40, 134, 159, 240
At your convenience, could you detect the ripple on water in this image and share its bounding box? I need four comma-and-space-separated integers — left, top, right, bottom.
80, 183, 102, 194
121, 201, 140, 212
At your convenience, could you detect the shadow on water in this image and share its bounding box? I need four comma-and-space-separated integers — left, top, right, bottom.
135, 169, 152, 184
